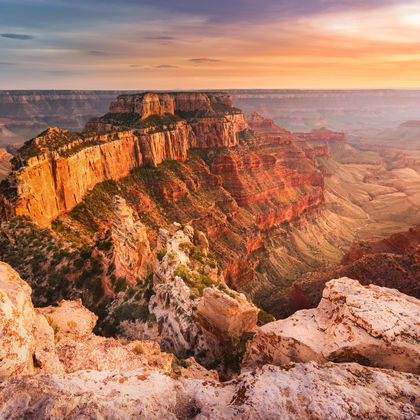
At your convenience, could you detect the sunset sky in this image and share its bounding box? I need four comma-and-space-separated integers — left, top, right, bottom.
1, 0, 420, 89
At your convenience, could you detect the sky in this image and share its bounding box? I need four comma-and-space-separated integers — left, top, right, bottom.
1, 0, 420, 89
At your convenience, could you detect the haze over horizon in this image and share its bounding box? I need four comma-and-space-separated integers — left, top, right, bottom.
1, 0, 420, 90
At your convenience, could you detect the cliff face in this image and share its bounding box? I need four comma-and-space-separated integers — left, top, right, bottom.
0, 94, 340, 311
1, 92, 246, 227
1, 127, 195, 227
107, 92, 234, 119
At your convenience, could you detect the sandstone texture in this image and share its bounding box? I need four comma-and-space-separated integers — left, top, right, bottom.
0, 262, 419, 419
244, 277, 420, 374
0, 362, 418, 419
197, 288, 258, 339
1, 93, 246, 227
0, 262, 62, 378
111, 195, 154, 283
38, 299, 98, 336
0, 262, 174, 378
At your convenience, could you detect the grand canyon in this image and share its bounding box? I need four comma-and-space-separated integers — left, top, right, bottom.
1, 0, 420, 417
0, 90, 418, 418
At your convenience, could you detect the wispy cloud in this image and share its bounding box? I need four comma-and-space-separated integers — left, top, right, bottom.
0, 62, 16, 66
1, 33, 34, 40
145, 36, 176, 40
154, 64, 179, 69
189, 58, 222, 64
88, 50, 107, 56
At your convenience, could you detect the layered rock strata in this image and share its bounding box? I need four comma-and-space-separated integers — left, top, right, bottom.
243, 277, 420, 374
0, 92, 246, 227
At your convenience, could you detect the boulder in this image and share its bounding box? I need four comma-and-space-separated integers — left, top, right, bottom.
39, 299, 98, 337
197, 287, 258, 339
243, 277, 420, 374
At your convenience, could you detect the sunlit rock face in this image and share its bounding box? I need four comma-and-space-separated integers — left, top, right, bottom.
106, 92, 235, 119
0, 362, 418, 419
0, 262, 63, 378
243, 277, 420, 374
0, 92, 246, 227
0, 261, 176, 377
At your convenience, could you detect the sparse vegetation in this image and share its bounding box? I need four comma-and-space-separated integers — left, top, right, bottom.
257, 309, 276, 326
157, 248, 167, 261
133, 342, 145, 355
174, 264, 218, 297
46, 316, 60, 336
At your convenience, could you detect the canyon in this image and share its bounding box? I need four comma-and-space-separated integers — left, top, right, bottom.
1, 92, 419, 319
0, 90, 419, 418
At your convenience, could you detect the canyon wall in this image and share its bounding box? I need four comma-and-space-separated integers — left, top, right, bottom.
0, 93, 246, 227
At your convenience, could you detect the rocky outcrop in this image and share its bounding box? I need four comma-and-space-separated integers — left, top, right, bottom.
111, 196, 154, 283
0, 262, 62, 378
38, 299, 98, 336
0, 362, 418, 419
117, 224, 258, 367
0, 261, 175, 377
197, 288, 258, 339
0, 93, 246, 227
106, 91, 235, 119
243, 277, 420, 374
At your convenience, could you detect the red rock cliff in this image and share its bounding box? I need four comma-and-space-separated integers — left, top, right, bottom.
0, 93, 246, 227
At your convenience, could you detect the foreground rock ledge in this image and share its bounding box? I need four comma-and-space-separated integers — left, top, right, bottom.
0, 362, 418, 419
243, 277, 420, 374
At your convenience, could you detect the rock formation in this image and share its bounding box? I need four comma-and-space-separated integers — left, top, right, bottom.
0, 92, 246, 227
0, 262, 419, 419
0, 361, 418, 419
113, 224, 258, 367
111, 195, 154, 283
243, 277, 420, 374
0, 261, 175, 378
0, 262, 63, 378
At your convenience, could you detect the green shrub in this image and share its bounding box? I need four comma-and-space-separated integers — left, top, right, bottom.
157, 248, 167, 261
257, 309, 276, 326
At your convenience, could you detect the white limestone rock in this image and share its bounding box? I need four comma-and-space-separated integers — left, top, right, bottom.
243, 277, 420, 374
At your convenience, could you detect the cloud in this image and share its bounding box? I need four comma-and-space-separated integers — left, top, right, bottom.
1, 33, 34, 40
154, 64, 179, 69
88, 50, 107, 56
0, 62, 16, 66
130, 64, 144, 68
44, 70, 81, 75
189, 58, 222, 64
145, 36, 176, 40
